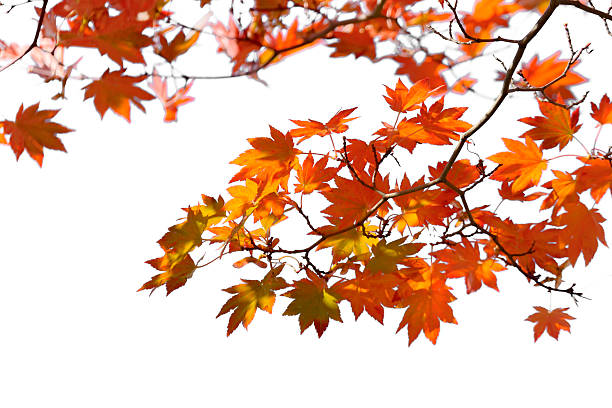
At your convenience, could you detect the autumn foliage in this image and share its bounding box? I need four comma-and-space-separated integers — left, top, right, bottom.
2, 0, 612, 345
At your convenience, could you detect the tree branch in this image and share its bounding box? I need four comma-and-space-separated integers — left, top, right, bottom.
0, 0, 48, 73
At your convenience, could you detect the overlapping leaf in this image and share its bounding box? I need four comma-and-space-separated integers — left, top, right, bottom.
217, 266, 289, 335
519, 100, 581, 150
283, 270, 343, 337
489, 137, 547, 192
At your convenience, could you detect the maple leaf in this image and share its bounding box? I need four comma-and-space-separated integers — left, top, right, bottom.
392, 176, 456, 231
148, 72, 195, 122
329, 26, 376, 60
141, 197, 226, 294
428, 159, 481, 191
342, 138, 381, 172
140, 253, 197, 295
224, 179, 261, 221
519, 99, 581, 150
493, 221, 566, 274
59, 14, 152, 67
317, 224, 379, 263
322, 174, 390, 226
540, 170, 579, 211
288, 107, 358, 143
525, 306, 574, 341
283, 270, 343, 337
294, 153, 337, 194
412, 97, 471, 145
553, 202, 607, 266
1, 103, 72, 166
519, 52, 586, 101
574, 157, 612, 203
331, 271, 398, 324
230, 126, 300, 185
217, 265, 289, 335
433, 238, 505, 294
158, 198, 225, 257
383, 78, 435, 113
83, 69, 154, 121
591, 94, 612, 126
366, 237, 424, 275
395, 264, 457, 345
488, 137, 548, 193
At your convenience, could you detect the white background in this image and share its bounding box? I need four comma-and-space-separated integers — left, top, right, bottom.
1, 2, 611, 407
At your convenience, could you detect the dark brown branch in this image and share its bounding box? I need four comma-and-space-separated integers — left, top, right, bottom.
558, 0, 612, 20
0, 0, 48, 73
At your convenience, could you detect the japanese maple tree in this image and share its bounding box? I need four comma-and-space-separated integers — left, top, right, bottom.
2, 0, 611, 344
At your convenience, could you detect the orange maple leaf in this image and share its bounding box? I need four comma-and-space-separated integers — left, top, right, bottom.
433, 238, 505, 294
553, 202, 607, 266
395, 264, 457, 345
489, 137, 548, 193
283, 270, 343, 337
383, 78, 435, 113
413, 97, 471, 145
540, 170, 579, 210
1, 103, 73, 166
230, 126, 300, 185
294, 153, 337, 194
331, 270, 398, 324
217, 266, 289, 335
525, 306, 574, 341
591, 94, 612, 126
288, 107, 358, 143
574, 157, 612, 203
83, 69, 154, 121
392, 176, 456, 230
428, 159, 481, 190
519, 52, 586, 101
519, 99, 581, 150
322, 174, 390, 226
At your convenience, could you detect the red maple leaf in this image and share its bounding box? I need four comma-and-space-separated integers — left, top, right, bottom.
1, 103, 72, 166
83, 69, 154, 121
591, 94, 612, 126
